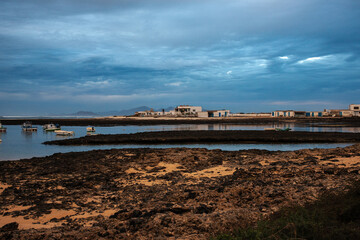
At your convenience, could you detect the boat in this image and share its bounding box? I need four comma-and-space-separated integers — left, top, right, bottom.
86, 132, 98, 136
22, 122, 37, 131
86, 126, 96, 132
275, 127, 292, 131
54, 130, 74, 136
264, 128, 276, 131
0, 122, 6, 132
43, 123, 61, 131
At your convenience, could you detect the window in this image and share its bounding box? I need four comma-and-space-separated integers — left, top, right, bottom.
354, 106, 359, 110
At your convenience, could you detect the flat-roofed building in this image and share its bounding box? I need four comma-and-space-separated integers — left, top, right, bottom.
349, 104, 360, 116
305, 111, 324, 117
174, 105, 202, 116
271, 110, 306, 117
207, 110, 230, 117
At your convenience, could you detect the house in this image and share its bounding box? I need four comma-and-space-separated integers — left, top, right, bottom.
340, 110, 354, 117
135, 109, 164, 117
349, 104, 360, 116
325, 104, 360, 117
305, 111, 324, 117
207, 110, 230, 117
174, 105, 202, 116
230, 113, 272, 117
271, 110, 306, 117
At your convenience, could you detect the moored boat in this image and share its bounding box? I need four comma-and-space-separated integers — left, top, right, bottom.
22, 122, 37, 132
43, 123, 61, 131
275, 127, 292, 131
55, 130, 74, 136
86, 126, 96, 132
0, 122, 6, 132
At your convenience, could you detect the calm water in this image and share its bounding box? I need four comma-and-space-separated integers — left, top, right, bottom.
0, 123, 358, 160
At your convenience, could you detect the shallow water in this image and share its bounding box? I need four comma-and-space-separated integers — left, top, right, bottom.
0, 123, 358, 160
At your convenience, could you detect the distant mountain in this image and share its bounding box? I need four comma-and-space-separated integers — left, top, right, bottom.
158, 106, 175, 112
70, 111, 100, 116
98, 106, 152, 116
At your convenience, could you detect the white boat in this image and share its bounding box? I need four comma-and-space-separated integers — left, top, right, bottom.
0, 122, 6, 132
43, 123, 61, 131
55, 130, 74, 136
86, 126, 96, 132
22, 122, 37, 131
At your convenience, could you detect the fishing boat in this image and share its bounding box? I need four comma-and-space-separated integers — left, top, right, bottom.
22, 122, 37, 131
0, 122, 6, 132
86, 126, 96, 132
54, 130, 74, 136
43, 123, 61, 131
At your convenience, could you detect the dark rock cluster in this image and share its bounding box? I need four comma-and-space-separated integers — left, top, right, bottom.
0, 145, 359, 239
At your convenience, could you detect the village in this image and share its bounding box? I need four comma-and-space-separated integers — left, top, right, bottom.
135, 104, 360, 118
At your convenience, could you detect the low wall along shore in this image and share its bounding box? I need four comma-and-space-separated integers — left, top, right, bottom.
43, 130, 360, 145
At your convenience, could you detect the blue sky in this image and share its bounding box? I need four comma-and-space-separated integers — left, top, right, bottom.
0, 0, 359, 115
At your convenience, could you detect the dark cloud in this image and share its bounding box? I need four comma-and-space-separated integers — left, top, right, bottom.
0, 0, 359, 114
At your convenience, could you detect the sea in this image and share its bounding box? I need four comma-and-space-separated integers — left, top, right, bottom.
0, 122, 358, 160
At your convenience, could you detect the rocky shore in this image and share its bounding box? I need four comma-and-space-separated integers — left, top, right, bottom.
44, 130, 360, 145
1, 145, 360, 239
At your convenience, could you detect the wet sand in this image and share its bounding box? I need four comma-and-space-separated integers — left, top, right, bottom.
43, 130, 360, 145
0, 145, 360, 239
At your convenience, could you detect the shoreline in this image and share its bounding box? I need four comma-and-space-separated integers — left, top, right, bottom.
43, 130, 360, 145
2, 116, 360, 126
0, 145, 359, 239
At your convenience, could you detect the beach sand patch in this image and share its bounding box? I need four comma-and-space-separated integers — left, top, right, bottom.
0, 209, 77, 230
0, 182, 10, 194
184, 165, 235, 179
321, 156, 360, 168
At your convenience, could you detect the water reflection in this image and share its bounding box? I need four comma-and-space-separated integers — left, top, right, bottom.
0, 123, 359, 160
21, 131, 36, 141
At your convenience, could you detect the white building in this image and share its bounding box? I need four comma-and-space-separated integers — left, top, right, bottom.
271, 110, 306, 117
174, 105, 202, 116
230, 113, 272, 117
135, 109, 164, 117
305, 111, 325, 117
340, 110, 354, 117
207, 110, 230, 117
349, 104, 360, 116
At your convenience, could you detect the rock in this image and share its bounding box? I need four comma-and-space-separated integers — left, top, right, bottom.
194, 204, 214, 214
0, 222, 18, 232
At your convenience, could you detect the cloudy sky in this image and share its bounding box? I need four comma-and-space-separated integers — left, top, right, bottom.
0, 0, 359, 115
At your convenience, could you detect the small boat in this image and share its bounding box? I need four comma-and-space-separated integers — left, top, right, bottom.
264, 128, 276, 131
275, 127, 292, 131
22, 122, 37, 131
43, 123, 61, 131
86, 132, 98, 136
54, 130, 74, 136
86, 126, 96, 132
0, 122, 6, 132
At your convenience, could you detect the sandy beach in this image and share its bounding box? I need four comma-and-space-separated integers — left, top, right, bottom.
1, 144, 359, 239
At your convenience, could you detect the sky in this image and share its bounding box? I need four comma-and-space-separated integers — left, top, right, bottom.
0, 0, 359, 115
